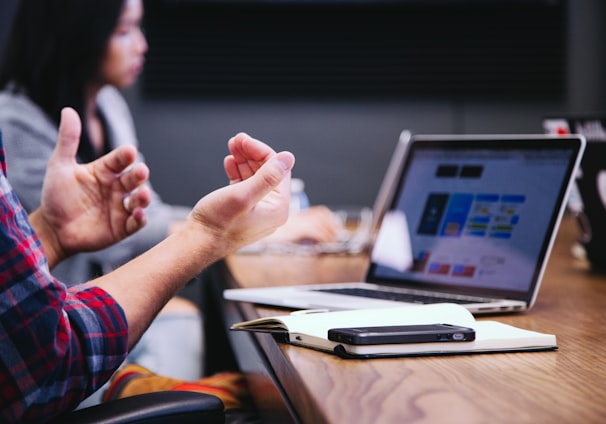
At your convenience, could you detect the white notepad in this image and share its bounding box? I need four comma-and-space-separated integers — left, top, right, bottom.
231, 303, 557, 358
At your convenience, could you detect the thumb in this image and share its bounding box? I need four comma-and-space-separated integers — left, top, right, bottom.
241, 151, 295, 203
52, 107, 82, 163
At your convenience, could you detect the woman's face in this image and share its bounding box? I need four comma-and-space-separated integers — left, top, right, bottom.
99, 0, 148, 89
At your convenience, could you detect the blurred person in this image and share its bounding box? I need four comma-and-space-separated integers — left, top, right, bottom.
0, 0, 204, 392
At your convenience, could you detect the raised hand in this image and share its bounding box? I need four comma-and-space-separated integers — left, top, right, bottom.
31, 107, 151, 266
187, 132, 295, 253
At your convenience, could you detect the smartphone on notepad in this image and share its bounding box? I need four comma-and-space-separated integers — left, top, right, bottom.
327, 323, 476, 345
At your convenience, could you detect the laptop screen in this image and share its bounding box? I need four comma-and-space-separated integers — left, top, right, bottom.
368, 135, 584, 301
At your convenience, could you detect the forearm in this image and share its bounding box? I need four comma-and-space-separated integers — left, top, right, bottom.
89, 223, 225, 348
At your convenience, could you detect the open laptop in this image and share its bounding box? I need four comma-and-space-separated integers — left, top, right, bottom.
225, 133, 586, 314
543, 114, 606, 271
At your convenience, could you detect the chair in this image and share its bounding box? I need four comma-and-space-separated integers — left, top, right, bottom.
50, 391, 225, 424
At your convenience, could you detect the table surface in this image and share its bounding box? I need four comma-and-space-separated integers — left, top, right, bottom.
225, 215, 606, 424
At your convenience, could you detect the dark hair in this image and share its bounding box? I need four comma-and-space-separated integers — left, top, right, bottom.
0, 0, 124, 157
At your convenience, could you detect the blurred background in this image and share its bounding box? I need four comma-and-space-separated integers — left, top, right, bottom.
1, 0, 604, 208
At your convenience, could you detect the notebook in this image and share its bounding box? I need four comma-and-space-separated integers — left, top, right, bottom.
543, 114, 606, 270
230, 303, 557, 358
225, 133, 586, 314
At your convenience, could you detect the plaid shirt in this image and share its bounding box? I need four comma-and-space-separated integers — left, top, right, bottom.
0, 136, 128, 423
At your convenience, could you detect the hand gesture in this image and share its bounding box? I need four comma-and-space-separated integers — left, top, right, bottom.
187, 132, 295, 253
32, 107, 151, 265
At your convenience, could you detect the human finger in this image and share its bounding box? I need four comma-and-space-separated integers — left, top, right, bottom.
224, 155, 241, 184
52, 107, 82, 163
125, 207, 148, 235
96, 145, 140, 175
119, 162, 150, 193
228, 132, 276, 162
123, 186, 152, 213
226, 133, 277, 181
235, 150, 295, 206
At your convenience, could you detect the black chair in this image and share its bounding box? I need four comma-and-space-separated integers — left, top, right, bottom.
50, 391, 225, 424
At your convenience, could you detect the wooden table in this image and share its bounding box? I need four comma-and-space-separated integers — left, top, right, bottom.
221, 215, 606, 423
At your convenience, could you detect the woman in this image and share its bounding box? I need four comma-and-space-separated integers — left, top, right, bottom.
0, 1, 184, 278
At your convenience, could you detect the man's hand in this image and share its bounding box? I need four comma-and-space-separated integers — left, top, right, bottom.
187, 132, 295, 254
90, 132, 293, 344
30, 107, 151, 267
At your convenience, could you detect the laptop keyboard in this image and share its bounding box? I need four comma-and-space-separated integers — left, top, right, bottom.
315, 287, 481, 305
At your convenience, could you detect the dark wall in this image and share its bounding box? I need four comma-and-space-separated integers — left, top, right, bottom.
0, 0, 18, 61
141, 2, 565, 100
1, 0, 604, 208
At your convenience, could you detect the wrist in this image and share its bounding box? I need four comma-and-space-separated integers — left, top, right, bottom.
176, 220, 230, 264
28, 209, 67, 269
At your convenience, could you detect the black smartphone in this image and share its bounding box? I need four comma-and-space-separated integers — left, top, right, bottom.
327, 323, 476, 345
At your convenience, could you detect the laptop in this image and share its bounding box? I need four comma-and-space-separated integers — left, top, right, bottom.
225, 133, 586, 314
543, 114, 606, 271
326, 129, 412, 252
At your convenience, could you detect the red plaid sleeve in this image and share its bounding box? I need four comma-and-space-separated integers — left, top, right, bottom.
1, 143, 128, 423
